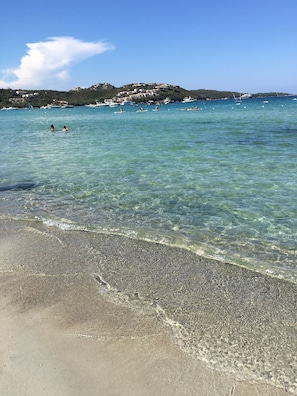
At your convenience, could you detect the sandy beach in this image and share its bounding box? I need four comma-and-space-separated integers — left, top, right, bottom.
0, 219, 294, 396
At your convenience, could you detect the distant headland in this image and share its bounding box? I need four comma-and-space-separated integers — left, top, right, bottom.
0, 82, 293, 109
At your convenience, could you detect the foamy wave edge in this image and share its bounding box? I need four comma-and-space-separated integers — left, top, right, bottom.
39, 216, 297, 285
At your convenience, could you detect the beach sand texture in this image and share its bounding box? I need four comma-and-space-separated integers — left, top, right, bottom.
0, 219, 295, 396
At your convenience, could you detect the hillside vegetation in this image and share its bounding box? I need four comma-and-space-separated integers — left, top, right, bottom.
0, 83, 291, 109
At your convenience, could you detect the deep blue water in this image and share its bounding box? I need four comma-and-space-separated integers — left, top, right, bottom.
1, 96, 297, 282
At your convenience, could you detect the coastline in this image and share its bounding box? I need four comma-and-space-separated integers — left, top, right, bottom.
0, 218, 295, 395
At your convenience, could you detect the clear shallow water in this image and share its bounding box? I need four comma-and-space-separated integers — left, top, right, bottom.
1, 96, 297, 282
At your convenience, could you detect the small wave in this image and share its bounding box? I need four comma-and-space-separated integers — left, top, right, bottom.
38, 216, 297, 285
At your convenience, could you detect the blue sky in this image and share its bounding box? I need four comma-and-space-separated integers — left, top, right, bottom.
0, 0, 296, 93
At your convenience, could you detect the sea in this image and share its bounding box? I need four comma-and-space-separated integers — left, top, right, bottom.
1, 96, 297, 282
1, 96, 297, 392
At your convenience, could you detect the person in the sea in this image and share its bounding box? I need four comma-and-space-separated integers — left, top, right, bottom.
50, 124, 55, 131
62, 125, 68, 132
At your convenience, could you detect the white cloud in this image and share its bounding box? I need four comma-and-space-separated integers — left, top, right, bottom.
0, 36, 114, 89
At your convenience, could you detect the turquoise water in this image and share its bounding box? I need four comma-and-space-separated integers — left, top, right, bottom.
1, 96, 297, 282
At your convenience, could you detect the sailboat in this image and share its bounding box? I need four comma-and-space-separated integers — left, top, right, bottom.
233, 93, 242, 104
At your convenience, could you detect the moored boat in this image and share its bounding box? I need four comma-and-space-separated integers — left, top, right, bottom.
182, 96, 197, 103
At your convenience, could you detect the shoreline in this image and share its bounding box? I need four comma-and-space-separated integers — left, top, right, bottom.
0, 219, 295, 395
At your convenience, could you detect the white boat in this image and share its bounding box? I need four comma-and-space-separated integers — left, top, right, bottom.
120, 99, 135, 106
40, 104, 62, 109
182, 96, 197, 103
163, 97, 172, 105
233, 93, 242, 104
103, 99, 120, 107
85, 101, 109, 107
61, 104, 74, 108
233, 93, 251, 103
1, 106, 19, 110
240, 93, 252, 99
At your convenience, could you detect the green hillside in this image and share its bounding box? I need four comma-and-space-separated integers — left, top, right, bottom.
0, 83, 291, 109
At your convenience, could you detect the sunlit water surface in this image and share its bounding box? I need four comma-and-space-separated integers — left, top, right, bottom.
1, 96, 297, 283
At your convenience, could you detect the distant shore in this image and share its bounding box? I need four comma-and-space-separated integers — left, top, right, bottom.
0, 83, 294, 109
0, 218, 295, 395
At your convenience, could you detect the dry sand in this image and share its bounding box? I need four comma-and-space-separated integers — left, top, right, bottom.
0, 220, 291, 395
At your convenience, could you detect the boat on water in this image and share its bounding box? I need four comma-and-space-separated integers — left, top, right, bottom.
85, 100, 112, 108
240, 93, 252, 99
182, 96, 197, 103
85, 102, 105, 108
40, 100, 74, 109
1, 106, 20, 110
40, 104, 61, 109
136, 107, 148, 112
163, 97, 172, 105
120, 99, 135, 106
61, 104, 74, 108
103, 99, 120, 107
233, 93, 242, 104
233, 93, 252, 104
86, 99, 120, 108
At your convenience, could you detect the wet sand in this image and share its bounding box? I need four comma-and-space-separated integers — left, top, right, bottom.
0, 219, 294, 395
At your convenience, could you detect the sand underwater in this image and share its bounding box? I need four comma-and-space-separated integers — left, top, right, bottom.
0, 218, 296, 396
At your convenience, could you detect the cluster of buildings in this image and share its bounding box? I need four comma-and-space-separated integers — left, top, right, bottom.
73, 82, 175, 106
16, 90, 40, 98
6, 90, 39, 106
112, 83, 170, 102
1, 83, 180, 109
